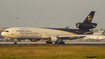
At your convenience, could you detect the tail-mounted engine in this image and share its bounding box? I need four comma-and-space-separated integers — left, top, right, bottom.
76, 23, 97, 29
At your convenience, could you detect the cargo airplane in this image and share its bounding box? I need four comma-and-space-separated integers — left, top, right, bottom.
1, 11, 97, 44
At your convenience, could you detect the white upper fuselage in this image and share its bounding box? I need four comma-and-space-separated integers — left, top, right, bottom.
1, 27, 77, 39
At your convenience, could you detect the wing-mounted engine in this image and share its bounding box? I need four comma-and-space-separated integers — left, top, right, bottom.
76, 23, 97, 29
49, 36, 58, 42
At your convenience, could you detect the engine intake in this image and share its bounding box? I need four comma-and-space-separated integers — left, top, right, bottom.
76, 23, 97, 29
49, 36, 58, 42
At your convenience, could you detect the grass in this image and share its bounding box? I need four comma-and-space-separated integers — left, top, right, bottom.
0, 44, 105, 59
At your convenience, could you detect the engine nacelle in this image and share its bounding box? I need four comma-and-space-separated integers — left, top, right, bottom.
50, 36, 58, 42
76, 23, 97, 29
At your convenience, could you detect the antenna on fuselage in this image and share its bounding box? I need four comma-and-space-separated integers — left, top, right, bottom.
15, 17, 19, 27
52, 18, 55, 28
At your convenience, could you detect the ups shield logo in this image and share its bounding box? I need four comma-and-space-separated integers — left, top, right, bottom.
88, 15, 92, 22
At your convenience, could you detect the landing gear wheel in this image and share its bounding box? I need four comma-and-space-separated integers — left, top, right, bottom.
54, 42, 65, 44
46, 41, 52, 44
55, 42, 58, 44
58, 42, 65, 44
14, 42, 17, 44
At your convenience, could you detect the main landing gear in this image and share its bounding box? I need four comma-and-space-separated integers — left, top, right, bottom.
46, 41, 65, 44
46, 38, 65, 44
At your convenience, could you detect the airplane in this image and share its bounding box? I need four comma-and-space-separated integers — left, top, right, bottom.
84, 30, 105, 40
84, 35, 105, 40
1, 11, 97, 44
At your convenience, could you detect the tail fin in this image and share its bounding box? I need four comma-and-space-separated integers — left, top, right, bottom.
83, 11, 95, 24
76, 11, 97, 31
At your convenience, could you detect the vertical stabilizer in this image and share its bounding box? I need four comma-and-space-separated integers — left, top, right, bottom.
76, 11, 97, 31
83, 11, 95, 24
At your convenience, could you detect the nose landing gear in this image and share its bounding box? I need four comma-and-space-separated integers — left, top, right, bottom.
14, 39, 17, 44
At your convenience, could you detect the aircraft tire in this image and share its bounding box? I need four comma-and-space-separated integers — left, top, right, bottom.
57, 42, 65, 44
14, 42, 17, 44
46, 41, 52, 44
46, 41, 65, 44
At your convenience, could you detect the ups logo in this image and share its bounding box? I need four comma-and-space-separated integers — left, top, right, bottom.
88, 15, 92, 22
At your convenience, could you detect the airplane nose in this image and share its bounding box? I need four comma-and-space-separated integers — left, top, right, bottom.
1, 32, 10, 38
1, 32, 4, 36
1, 32, 5, 37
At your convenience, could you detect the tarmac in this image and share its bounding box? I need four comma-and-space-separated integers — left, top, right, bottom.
0, 34, 105, 45
0, 40, 105, 45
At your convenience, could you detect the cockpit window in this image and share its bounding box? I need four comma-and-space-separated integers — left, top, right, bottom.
3, 30, 9, 32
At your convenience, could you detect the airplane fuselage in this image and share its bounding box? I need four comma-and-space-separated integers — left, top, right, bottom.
1, 27, 90, 39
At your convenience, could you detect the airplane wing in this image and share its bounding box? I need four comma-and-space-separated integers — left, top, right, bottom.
58, 35, 87, 38
58, 30, 105, 39
45, 34, 88, 39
